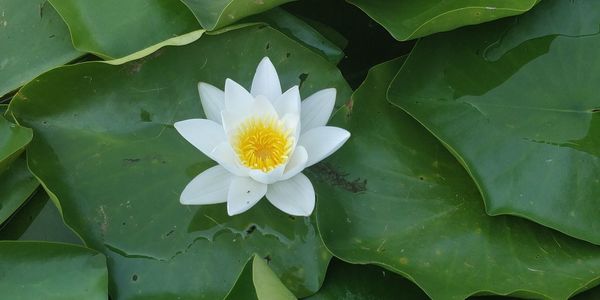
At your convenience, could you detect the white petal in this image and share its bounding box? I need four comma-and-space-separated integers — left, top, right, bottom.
174, 119, 226, 161
222, 96, 278, 137
248, 164, 285, 184
266, 173, 315, 216
281, 146, 308, 181
272, 86, 300, 117
251, 57, 282, 101
180, 165, 231, 205
300, 88, 336, 133
299, 126, 350, 168
225, 78, 254, 112
198, 82, 224, 124
280, 113, 300, 147
227, 176, 267, 216
211, 142, 247, 177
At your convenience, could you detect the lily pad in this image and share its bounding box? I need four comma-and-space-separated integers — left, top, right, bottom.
0, 190, 82, 244
180, 0, 294, 30
306, 259, 428, 300
225, 255, 296, 300
0, 241, 108, 300
0, 0, 82, 97
48, 0, 200, 59
10, 24, 351, 299
0, 115, 32, 171
314, 58, 600, 299
347, 0, 539, 41
0, 156, 39, 225
387, 2, 600, 244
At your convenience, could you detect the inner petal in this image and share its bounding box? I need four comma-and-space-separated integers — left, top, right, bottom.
233, 115, 293, 172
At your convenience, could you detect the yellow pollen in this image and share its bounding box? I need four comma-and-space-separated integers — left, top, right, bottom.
234, 116, 293, 172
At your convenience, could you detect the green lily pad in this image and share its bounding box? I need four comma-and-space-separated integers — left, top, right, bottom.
180, 0, 294, 30
0, 0, 82, 97
246, 8, 344, 63
305, 259, 428, 300
225, 255, 296, 300
347, 0, 539, 41
0, 241, 108, 300
387, 2, 600, 244
314, 58, 600, 299
10, 24, 351, 298
0, 115, 32, 171
0, 190, 82, 244
48, 0, 200, 59
0, 155, 39, 225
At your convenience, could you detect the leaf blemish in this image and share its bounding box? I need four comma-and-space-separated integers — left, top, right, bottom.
310, 163, 367, 193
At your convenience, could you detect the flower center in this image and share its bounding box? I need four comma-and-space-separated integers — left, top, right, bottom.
234, 116, 293, 172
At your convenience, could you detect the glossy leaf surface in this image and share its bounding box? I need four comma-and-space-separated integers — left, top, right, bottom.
225, 255, 296, 300
306, 259, 428, 300
0, 241, 108, 300
0, 156, 38, 224
181, 0, 294, 30
48, 0, 200, 59
347, 0, 538, 41
0, 0, 81, 97
0, 115, 32, 171
10, 25, 351, 299
314, 58, 600, 300
388, 1, 600, 244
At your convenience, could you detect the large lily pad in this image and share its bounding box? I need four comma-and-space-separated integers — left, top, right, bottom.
48, 0, 200, 59
347, 0, 539, 41
10, 24, 351, 299
180, 0, 294, 30
0, 156, 39, 224
0, 115, 32, 171
314, 58, 600, 299
225, 255, 296, 300
0, 241, 108, 300
387, 1, 600, 244
0, 0, 81, 97
306, 259, 427, 300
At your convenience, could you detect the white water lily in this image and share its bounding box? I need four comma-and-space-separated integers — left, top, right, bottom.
174, 57, 350, 216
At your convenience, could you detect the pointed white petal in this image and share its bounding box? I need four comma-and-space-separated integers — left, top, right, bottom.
248, 164, 285, 184
180, 166, 231, 205
174, 119, 226, 161
300, 88, 336, 133
281, 146, 308, 181
225, 78, 254, 112
272, 86, 300, 117
227, 176, 267, 216
266, 173, 315, 216
198, 82, 224, 124
299, 126, 350, 168
221, 96, 278, 137
251, 57, 282, 101
211, 142, 247, 177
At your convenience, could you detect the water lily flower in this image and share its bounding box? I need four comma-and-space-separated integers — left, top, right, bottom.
174, 57, 350, 216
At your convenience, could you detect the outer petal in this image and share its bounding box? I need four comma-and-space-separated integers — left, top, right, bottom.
174, 119, 226, 161
250, 57, 282, 101
225, 78, 254, 112
227, 176, 267, 216
266, 173, 315, 216
180, 165, 231, 205
198, 82, 224, 124
299, 126, 350, 168
212, 142, 247, 177
300, 88, 336, 133
248, 164, 285, 184
272, 86, 300, 117
280, 146, 308, 181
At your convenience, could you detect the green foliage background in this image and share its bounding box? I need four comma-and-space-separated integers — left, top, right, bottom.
0, 0, 598, 299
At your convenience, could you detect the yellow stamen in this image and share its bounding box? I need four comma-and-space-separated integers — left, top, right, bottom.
234, 116, 293, 172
